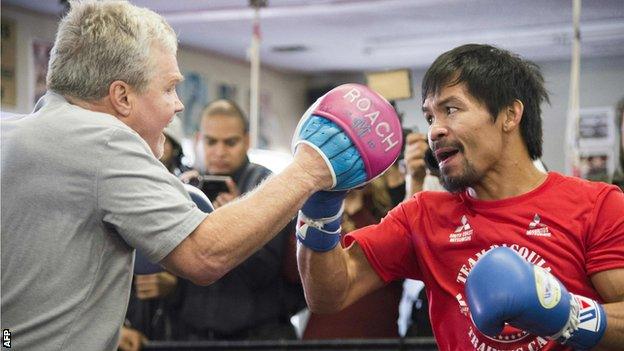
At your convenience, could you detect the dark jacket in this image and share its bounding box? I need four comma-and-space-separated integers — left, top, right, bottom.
173, 158, 302, 340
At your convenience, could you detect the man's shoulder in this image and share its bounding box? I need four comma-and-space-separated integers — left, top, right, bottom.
547, 171, 620, 195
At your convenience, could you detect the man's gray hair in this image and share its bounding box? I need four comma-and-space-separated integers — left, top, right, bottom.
47, 0, 178, 101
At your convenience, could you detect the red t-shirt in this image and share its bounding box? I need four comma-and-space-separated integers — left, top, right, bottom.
345, 172, 624, 351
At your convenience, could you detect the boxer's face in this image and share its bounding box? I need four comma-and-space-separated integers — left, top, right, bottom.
126, 44, 184, 159
201, 114, 249, 175
423, 83, 504, 192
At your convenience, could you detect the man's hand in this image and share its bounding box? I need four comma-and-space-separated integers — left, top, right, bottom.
118, 326, 146, 351
134, 272, 178, 300
466, 247, 607, 350
178, 169, 200, 184
213, 177, 240, 208
404, 132, 428, 182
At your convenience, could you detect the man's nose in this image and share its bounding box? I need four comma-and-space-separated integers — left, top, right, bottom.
213, 142, 227, 156
175, 92, 184, 114
428, 120, 449, 144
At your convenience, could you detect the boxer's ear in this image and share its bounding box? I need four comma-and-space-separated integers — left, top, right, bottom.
502, 99, 523, 132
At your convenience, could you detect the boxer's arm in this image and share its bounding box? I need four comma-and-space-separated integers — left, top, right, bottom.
161, 145, 330, 285
592, 268, 624, 350
297, 241, 384, 313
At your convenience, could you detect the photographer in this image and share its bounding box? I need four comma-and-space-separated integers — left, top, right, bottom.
173, 100, 301, 340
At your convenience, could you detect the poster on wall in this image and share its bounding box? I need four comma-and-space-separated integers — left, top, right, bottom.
32, 39, 53, 107
217, 83, 238, 101
1, 18, 17, 107
258, 91, 279, 149
247, 89, 281, 149
572, 107, 617, 181
578, 149, 614, 183
578, 107, 616, 148
177, 72, 208, 136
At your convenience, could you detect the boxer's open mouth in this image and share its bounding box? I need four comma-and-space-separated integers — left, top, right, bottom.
435, 147, 459, 163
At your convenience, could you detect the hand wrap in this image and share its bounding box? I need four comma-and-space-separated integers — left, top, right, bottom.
296, 191, 347, 252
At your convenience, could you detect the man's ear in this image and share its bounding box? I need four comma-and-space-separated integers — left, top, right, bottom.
502, 99, 524, 132
108, 80, 132, 117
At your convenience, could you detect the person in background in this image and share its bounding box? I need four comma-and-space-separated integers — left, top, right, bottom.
118, 117, 189, 351
397, 131, 440, 338
173, 99, 301, 340
160, 116, 190, 176
1, 1, 365, 349
297, 44, 624, 351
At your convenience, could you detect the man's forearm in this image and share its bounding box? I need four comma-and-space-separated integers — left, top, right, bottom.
597, 301, 624, 350
297, 241, 383, 314
193, 161, 321, 280
297, 244, 351, 314
166, 147, 330, 285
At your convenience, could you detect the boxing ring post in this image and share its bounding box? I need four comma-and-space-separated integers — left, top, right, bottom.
565, 0, 582, 176
249, 1, 266, 149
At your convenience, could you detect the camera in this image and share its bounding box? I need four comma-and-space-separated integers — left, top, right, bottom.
197, 175, 230, 201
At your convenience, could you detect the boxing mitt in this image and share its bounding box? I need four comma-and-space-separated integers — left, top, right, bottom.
292, 83, 402, 191
466, 247, 607, 350
134, 184, 214, 274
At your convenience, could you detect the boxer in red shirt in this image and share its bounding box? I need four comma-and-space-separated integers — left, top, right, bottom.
296, 44, 624, 351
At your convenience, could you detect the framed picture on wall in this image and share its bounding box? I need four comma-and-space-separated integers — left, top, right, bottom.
177, 72, 208, 136
217, 83, 237, 101
246, 88, 281, 149
578, 107, 616, 148
578, 152, 613, 183
1, 18, 17, 108
32, 39, 53, 107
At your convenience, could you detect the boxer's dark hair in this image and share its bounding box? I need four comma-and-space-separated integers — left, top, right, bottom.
202, 99, 249, 133
422, 44, 549, 159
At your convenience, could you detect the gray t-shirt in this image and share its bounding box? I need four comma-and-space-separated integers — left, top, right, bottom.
1, 92, 208, 350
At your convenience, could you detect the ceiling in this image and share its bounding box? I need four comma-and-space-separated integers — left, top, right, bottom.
4, 0, 624, 73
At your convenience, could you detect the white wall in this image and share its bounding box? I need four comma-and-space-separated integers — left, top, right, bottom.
396, 56, 624, 173
0, 5, 309, 152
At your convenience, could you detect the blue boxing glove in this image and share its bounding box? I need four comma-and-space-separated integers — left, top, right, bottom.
296, 191, 347, 252
134, 184, 214, 274
466, 247, 607, 350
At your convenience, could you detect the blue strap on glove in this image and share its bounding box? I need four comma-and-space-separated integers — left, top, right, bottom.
296, 191, 347, 252
466, 247, 607, 350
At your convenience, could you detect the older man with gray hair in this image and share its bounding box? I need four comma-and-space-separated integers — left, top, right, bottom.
1, 1, 404, 350
0, 1, 331, 350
